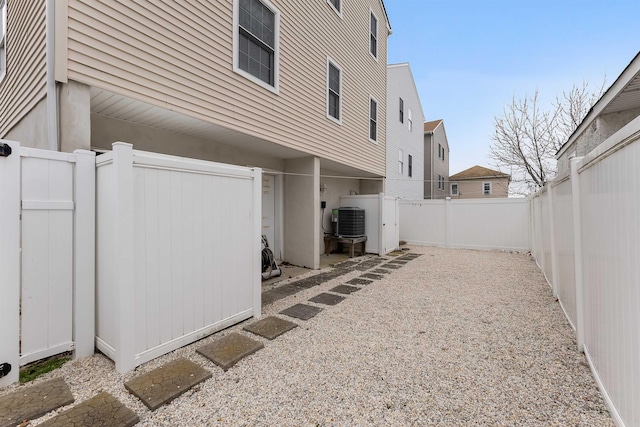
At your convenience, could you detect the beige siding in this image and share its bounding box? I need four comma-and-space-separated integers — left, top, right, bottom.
453, 178, 510, 199
66, 0, 388, 175
0, 0, 47, 138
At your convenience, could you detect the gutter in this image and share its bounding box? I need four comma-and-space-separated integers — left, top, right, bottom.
46, 0, 59, 151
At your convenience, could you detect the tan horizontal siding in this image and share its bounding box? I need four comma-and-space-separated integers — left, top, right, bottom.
66, 0, 387, 175
0, 0, 47, 138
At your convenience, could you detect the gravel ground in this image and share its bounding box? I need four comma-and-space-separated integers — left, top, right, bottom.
6, 246, 613, 426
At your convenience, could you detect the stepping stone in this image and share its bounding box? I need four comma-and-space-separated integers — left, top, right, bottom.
330, 284, 361, 295
0, 377, 74, 427
347, 278, 373, 286
386, 259, 408, 264
382, 263, 402, 269
197, 333, 264, 372
244, 316, 298, 340
309, 293, 346, 306
280, 303, 323, 320
360, 273, 384, 280
38, 392, 138, 427
261, 284, 300, 307
124, 357, 211, 410
371, 268, 391, 274
398, 253, 421, 260
332, 260, 360, 270
354, 259, 385, 271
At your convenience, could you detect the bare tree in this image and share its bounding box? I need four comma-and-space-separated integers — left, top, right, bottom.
490, 80, 605, 193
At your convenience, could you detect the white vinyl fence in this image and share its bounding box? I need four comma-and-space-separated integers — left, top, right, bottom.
339, 194, 399, 255
0, 141, 95, 387
530, 115, 640, 427
95, 143, 262, 373
400, 198, 530, 251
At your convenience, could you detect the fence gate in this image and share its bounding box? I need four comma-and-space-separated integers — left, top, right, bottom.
0, 140, 94, 387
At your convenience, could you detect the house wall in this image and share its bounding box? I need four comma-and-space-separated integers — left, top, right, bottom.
385, 64, 424, 199
452, 177, 509, 199
423, 135, 433, 198
0, 1, 47, 142
65, 0, 388, 176
424, 123, 449, 199
319, 171, 360, 235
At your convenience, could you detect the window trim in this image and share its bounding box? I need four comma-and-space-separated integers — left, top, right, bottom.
408, 154, 413, 177
483, 182, 492, 195
399, 97, 404, 123
232, 0, 280, 94
327, 0, 342, 18
450, 183, 458, 196
398, 149, 404, 175
0, 0, 6, 83
326, 57, 342, 124
369, 95, 378, 143
369, 9, 378, 60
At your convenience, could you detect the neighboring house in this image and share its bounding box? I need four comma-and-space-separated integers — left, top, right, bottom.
423, 119, 450, 199
556, 51, 640, 174
385, 63, 425, 199
449, 166, 510, 199
0, 0, 391, 269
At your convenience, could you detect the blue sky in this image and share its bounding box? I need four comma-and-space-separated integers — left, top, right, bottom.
385, 0, 640, 175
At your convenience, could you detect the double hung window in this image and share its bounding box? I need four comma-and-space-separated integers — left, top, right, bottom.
369, 97, 378, 142
327, 59, 341, 122
369, 11, 378, 59
0, 0, 6, 81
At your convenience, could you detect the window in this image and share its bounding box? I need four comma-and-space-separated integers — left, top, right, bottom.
0, 0, 6, 82
442, 145, 445, 161
408, 154, 413, 177
327, 0, 341, 15
437, 174, 442, 190
369, 11, 378, 59
451, 183, 458, 196
399, 98, 404, 123
398, 149, 404, 175
438, 143, 442, 159
327, 59, 341, 122
483, 182, 492, 195
369, 97, 377, 142
408, 108, 413, 131
234, 0, 279, 91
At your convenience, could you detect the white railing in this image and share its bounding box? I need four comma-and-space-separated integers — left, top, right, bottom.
95, 143, 262, 373
530, 115, 640, 427
399, 198, 530, 252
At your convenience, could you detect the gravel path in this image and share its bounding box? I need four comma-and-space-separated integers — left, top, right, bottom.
11, 246, 613, 426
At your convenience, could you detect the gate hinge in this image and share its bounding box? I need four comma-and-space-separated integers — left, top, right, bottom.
0, 363, 11, 378
0, 143, 12, 157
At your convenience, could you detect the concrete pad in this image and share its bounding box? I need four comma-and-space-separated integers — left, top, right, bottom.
124, 357, 211, 410
329, 285, 361, 295
37, 392, 138, 427
197, 333, 264, 372
308, 293, 346, 306
346, 278, 373, 286
0, 377, 74, 427
244, 316, 298, 340
279, 304, 323, 320
360, 273, 384, 280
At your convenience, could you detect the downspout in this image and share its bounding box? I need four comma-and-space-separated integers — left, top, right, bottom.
46, 0, 59, 151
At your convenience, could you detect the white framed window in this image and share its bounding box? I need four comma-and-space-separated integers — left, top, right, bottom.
326, 57, 342, 123
327, 0, 342, 17
0, 0, 6, 82
398, 149, 404, 175
369, 10, 378, 59
369, 96, 378, 142
483, 182, 492, 195
408, 108, 413, 131
451, 183, 458, 196
442, 145, 445, 161
233, 0, 279, 93
399, 97, 404, 123
408, 154, 413, 177
438, 143, 442, 159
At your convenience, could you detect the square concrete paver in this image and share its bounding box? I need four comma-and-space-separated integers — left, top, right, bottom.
280, 304, 323, 320
0, 377, 74, 427
330, 284, 361, 295
346, 278, 373, 286
124, 357, 211, 410
197, 333, 264, 371
38, 392, 138, 427
244, 316, 298, 340
371, 268, 391, 274
385, 259, 408, 264
360, 273, 384, 280
382, 263, 402, 269
308, 293, 346, 306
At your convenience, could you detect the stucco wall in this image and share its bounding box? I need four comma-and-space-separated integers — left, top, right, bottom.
3, 98, 49, 149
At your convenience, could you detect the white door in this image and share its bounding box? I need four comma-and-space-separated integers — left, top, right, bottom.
262, 175, 278, 258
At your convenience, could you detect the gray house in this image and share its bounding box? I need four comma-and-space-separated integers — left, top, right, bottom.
423, 119, 450, 199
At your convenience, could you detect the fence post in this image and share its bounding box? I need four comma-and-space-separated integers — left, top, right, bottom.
112, 142, 136, 372
444, 197, 451, 248
73, 149, 96, 359
252, 167, 262, 319
378, 193, 385, 255
547, 184, 559, 298
0, 140, 21, 386
570, 157, 585, 352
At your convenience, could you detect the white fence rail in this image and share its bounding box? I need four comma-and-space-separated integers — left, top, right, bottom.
399, 198, 530, 251
530, 115, 640, 427
95, 143, 262, 373
0, 141, 95, 387
339, 194, 399, 255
